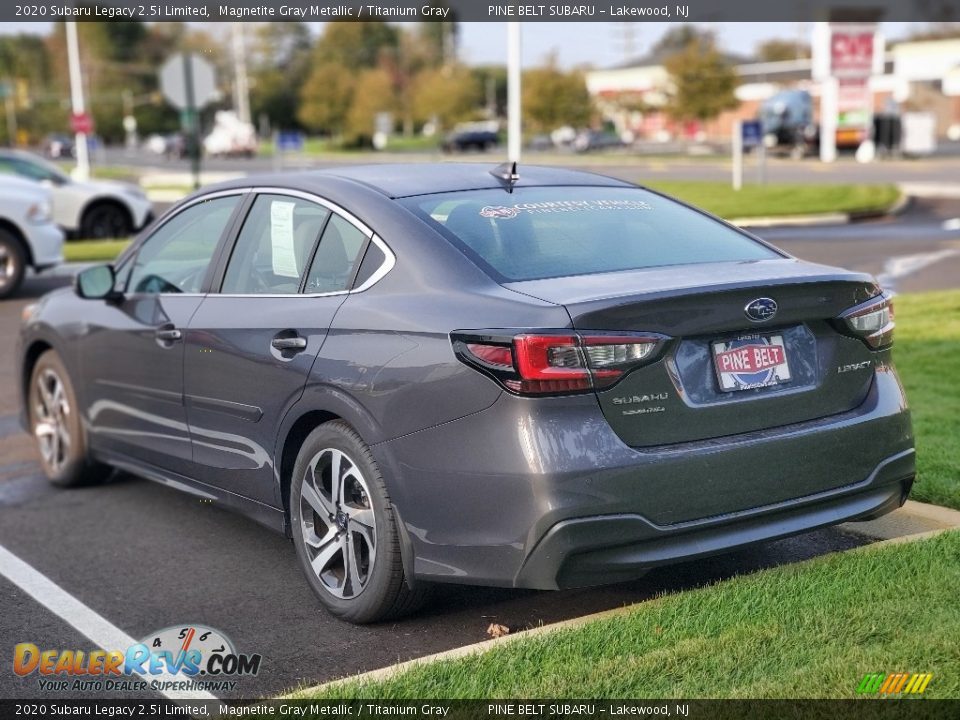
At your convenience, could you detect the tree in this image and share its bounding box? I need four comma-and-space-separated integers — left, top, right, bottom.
756, 39, 810, 62
298, 63, 355, 136
411, 65, 480, 129
663, 37, 739, 123
522, 60, 592, 132
416, 20, 459, 66
313, 22, 398, 69
344, 68, 396, 145
250, 23, 312, 131
652, 26, 716, 57
903, 23, 960, 41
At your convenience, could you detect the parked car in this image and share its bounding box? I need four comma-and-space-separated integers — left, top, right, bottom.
144, 133, 187, 160
759, 89, 866, 159
18, 164, 914, 623
203, 111, 257, 158
0, 176, 64, 298
41, 134, 75, 159
0, 150, 153, 239
572, 129, 626, 153
441, 122, 499, 152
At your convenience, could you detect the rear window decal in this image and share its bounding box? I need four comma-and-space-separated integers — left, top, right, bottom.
480, 199, 652, 219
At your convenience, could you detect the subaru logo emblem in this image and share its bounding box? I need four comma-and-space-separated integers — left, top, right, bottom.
744, 297, 778, 322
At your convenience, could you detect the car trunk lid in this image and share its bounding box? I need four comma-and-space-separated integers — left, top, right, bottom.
503, 259, 881, 448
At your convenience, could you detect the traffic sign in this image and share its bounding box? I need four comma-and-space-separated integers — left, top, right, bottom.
70, 112, 93, 135
276, 131, 305, 153
159, 53, 217, 110
741, 120, 763, 149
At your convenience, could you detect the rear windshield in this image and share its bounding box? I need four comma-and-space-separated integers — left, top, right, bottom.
400, 187, 779, 282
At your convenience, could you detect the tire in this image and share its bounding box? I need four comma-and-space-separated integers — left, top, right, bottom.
79, 202, 131, 239
28, 350, 112, 487
290, 420, 428, 623
0, 229, 26, 299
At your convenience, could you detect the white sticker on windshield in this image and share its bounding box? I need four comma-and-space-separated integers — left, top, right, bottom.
270, 200, 299, 278
480, 199, 652, 219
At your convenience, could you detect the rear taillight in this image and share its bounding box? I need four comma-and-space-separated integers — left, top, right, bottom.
452, 331, 667, 396
838, 293, 895, 349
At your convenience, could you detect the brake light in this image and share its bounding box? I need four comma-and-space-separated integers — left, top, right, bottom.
839, 293, 895, 349
452, 331, 666, 396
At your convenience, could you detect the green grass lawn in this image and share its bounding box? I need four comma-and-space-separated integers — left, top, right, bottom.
893, 291, 960, 510
63, 239, 130, 263
647, 181, 900, 220
293, 531, 960, 699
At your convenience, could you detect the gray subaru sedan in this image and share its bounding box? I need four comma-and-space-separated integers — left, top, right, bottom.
17, 164, 914, 623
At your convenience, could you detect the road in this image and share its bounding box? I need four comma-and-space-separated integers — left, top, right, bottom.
0, 197, 956, 701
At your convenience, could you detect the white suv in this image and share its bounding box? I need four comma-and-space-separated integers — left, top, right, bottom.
0, 150, 152, 239
0, 176, 64, 299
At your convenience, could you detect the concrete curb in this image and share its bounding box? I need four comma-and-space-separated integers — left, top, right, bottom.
730, 191, 909, 229
732, 212, 850, 228
897, 182, 960, 199
288, 500, 960, 697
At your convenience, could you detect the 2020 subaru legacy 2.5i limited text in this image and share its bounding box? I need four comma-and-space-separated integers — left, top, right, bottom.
17, 164, 914, 623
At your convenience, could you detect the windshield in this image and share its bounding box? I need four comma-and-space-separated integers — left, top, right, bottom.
0, 153, 70, 184
401, 186, 779, 282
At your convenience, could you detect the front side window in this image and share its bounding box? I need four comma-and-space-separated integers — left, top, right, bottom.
401, 186, 779, 282
221, 194, 330, 294
128, 195, 240, 294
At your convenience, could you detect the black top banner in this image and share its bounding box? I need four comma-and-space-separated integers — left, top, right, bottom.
5, 0, 960, 23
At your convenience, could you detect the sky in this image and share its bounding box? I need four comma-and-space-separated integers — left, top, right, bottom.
1, 21, 924, 69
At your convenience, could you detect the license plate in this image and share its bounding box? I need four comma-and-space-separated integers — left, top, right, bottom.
712, 334, 792, 392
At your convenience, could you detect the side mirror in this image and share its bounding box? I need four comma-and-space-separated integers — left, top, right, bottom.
75, 264, 119, 300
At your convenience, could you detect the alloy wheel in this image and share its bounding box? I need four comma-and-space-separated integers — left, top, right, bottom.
34, 368, 71, 473
299, 448, 377, 599
0, 244, 16, 291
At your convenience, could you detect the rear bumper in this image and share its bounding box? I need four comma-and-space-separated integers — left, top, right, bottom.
377, 367, 914, 589
516, 457, 913, 590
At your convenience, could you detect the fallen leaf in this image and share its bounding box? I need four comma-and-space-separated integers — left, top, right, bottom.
486, 623, 511, 638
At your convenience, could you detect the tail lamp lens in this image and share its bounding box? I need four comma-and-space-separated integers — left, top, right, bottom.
454, 331, 664, 396
840, 294, 895, 349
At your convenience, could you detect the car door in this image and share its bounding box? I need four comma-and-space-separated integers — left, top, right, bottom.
80, 193, 244, 475
182, 190, 371, 504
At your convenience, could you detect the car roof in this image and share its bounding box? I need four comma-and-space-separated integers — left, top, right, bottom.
208, 163, 635, 200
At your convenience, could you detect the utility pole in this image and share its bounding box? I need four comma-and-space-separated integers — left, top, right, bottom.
65, 21, 89, 181
231, 23, 251, 125
506, 22, 522, 164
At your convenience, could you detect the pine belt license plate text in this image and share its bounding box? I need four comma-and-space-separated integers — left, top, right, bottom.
712, 334, 792, 392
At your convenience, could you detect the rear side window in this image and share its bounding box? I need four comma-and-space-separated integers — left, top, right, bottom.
401, 187, 778, 282
304, 215, 367, 294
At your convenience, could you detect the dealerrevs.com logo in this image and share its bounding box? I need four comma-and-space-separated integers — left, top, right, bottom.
14, 624, 261, 694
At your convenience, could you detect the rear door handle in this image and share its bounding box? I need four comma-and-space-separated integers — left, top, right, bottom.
271, 337, 307, 351
155, 328, 182, 342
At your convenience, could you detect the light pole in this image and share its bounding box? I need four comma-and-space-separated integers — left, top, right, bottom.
65, 21, 90, 181
506, 22, 522, 164
231, 23, 251, 125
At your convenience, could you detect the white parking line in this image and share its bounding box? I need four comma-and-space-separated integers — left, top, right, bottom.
0, 543, 216, 701
876, 248, 960, 289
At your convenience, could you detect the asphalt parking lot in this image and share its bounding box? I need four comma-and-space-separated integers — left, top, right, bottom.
1, 199, 958, 700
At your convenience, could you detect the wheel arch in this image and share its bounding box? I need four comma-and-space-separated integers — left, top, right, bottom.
274, 387, 417, 587
20, 339, 54, 418
79, 196, 133, 235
